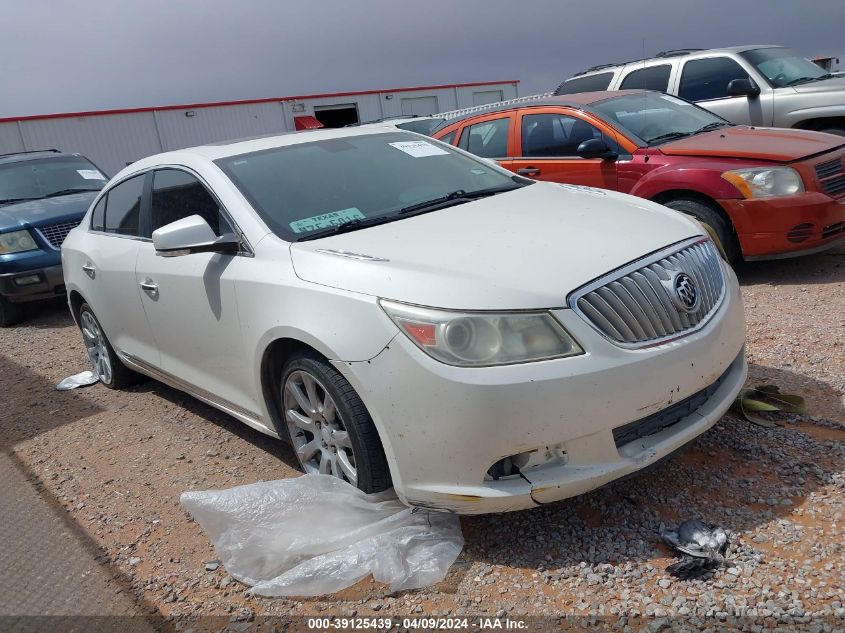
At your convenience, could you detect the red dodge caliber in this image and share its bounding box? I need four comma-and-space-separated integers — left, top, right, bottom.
433, 91, 845, 262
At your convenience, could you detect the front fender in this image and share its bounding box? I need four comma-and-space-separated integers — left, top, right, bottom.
630, 161, 747, 201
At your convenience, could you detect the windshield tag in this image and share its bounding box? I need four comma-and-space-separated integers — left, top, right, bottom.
77, 169, 106, 180
388, 141, 449, 158
289, 208, 365, 234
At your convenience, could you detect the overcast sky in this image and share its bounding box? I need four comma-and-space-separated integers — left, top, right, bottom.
2, 0, 844, 118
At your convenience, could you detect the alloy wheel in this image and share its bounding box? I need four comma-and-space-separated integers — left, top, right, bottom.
283, 369, 357, 486
80, 310, 112, 384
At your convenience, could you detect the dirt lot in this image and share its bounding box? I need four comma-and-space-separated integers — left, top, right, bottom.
1, 247, 844, 629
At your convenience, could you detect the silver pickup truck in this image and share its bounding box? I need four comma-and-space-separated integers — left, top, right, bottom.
555, 46, 845, 136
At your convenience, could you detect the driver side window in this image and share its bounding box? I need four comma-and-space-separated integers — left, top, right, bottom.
521, 113, 616, 157
148, 169, 233, 238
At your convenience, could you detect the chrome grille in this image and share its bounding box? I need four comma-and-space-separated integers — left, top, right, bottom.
570, 239, 726, 348
36, 220, 79, 249
815, 158, 845, 198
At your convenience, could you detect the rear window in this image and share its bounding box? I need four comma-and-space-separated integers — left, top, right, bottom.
395, 118, 446, 136
555, 72, 614, 95
619, 64, 672, 92
104, 174, 144, 237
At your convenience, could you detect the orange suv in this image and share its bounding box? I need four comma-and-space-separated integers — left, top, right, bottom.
432, 90, 845, 262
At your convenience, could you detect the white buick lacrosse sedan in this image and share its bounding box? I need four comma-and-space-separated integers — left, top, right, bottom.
62, 127, 746, 514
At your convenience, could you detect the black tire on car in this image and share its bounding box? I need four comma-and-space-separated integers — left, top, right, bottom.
664, 198, 741, 265
280, 351, 391, 494
0, 295, 25, 328
76, 302, 140, 389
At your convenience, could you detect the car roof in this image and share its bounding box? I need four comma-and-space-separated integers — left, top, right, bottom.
569, 44, 782, 78
436, 90, 649, 122
0, 149, 79, 166
123, 125, 413, 172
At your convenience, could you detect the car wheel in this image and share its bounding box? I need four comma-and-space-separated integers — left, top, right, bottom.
77, 303, 139, 389
0, 295, 25, 327
281, 352, 391, 493
664, 198, 740, 265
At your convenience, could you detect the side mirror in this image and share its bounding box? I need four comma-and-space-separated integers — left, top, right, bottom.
577, 138, 618, 160
727, 78, 760, 98
152, 215, 240, 258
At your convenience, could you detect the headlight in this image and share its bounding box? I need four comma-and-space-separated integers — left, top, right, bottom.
380, 299, 583, 367
722, 166, 804, 198
0, 230, 38, 255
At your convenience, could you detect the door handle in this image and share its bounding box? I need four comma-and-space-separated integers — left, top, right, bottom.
517, 167, 541, 176
139, 279, 159, 299
82, 262, 96, 279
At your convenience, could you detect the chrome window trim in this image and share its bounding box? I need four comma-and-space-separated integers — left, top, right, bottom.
567, 236, 726, 349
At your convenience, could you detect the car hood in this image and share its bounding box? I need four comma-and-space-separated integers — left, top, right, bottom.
289, 182, 702, 310
790, 76, 845, 95
0, 191, 97, 230
659, 126, 845, 162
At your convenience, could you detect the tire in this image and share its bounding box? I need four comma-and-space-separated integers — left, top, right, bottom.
0, 295, 25, 327
664, 198, 740, 265
280, 351, 391, 493
76, 303, 140, 389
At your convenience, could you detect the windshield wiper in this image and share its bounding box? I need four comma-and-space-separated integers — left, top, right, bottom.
0, 197, 38, 206
295, 216, 402, 241
44, 187, 101, 198
647, 131, 692, 145
397, 184, 524, 216
693, 121, 730, 134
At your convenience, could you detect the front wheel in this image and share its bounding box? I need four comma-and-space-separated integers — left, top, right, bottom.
281, 352, 390, 493
0, 295, 25, 327
664, 198, 740, 264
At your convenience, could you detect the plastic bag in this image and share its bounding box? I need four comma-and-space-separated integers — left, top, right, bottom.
180, 474, 464, 597
56, 370, 99, 390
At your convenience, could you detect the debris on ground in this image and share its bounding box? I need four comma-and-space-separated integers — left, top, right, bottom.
55, 370, 99, 390
661, 519, 730, 580
180, 473, 464, 597
732, 384, 807, 427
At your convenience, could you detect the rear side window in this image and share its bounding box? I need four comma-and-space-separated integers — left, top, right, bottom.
91, 196, 106, 231
439, 130, 457, 145
149, 169, 232, 237
619, 64, 672, 92
554, 72, 614, 95
459, 118, 510, 158
104, 175, 144, 236
679, 57, 749, 101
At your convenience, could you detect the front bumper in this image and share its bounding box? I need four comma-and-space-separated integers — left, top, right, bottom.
0, 263, 65, 303
337, 267, 747, 514
720, 192, 845, 260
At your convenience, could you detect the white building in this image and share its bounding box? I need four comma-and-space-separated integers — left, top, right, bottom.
0, 81, 518, 176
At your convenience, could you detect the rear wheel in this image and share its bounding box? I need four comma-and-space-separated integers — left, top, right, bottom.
0, 296, 25, 328
281, 352, 390, 493
664, 198, 740, 264
77, 303, 140, 389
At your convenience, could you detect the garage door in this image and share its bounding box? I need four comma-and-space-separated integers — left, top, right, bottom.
472, 90, 504, 106
400, 96, 438, 116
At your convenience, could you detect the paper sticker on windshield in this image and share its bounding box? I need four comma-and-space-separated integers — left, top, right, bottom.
77, 169, 106, 180
388, 141, 450, 158
289, 208, 365, 234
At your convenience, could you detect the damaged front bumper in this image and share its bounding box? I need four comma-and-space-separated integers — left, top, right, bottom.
334, 270, 747, 515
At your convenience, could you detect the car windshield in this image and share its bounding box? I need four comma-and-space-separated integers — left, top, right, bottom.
215, 132, 524, 241
739, 47, 830, 88
592, 92, 729, 145
0, 156, 107, 205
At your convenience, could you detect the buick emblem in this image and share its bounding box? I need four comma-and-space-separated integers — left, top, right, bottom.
671, 272, 700, 313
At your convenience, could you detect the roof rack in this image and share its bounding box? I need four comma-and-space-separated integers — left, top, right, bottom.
0, 149, 61, 159
655, 48, 703, 58
437, 92, 554, 121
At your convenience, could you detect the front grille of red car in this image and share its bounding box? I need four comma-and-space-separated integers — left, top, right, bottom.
823, 221, 845, 239
815, 158, 845, 198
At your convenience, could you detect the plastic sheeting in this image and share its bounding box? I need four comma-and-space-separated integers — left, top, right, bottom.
180, 474, 464, 597
56, 370, 99, 390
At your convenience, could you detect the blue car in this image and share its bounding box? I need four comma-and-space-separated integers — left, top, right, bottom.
0, 149, 107, 326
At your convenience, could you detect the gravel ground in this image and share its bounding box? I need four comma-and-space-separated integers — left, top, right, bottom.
1, 246, 843, 631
